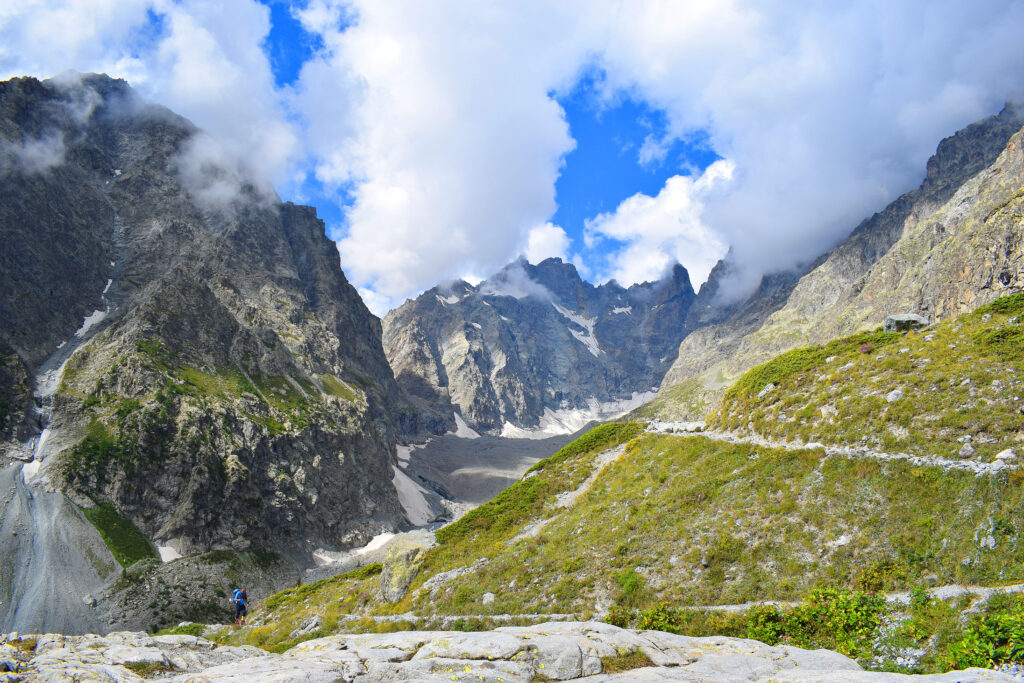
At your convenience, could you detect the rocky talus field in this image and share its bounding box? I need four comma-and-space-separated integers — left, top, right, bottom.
382, 258, 696, 436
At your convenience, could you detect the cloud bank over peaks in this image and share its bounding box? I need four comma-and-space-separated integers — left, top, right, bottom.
477, 260, 555, 302
585, 160, 732, 289
0, 132, 66, 175
3, 1, 1024, 314
306, 2, 585, 308
524, 223, 571, 265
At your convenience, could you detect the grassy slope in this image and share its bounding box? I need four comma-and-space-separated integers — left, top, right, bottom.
708, 293, 1024, 460
225, 294, 1024, 670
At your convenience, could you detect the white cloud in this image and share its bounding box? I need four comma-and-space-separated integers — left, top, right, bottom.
586, 160, 732, 287
524, 222, 570, 265
0, 0, 153, 80
592, 1, 1024, 299
174, 131, 277, 216
0, 132, 66, 174
292, 2, 593, 310
3, 1, 1024, 312
0, 0, 300, 191
477, 261, 553, 301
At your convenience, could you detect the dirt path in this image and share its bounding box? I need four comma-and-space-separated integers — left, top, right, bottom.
644, 420, 1016, 476
319, 582, 1024, 627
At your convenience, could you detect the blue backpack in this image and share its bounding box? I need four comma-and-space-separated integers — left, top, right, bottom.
232, 588, 243, 605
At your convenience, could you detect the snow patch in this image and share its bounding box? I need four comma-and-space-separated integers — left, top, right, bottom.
311, 549, 336, 567
500, 391, 656, 439
102, 279, 113, 294
552, 303, 602, 357
74, 308, 108, 338
436, 294, 461, 305
158, 545, 182, 562
392, 466, 436, 526
471, 322, 482, 330
449, 412, 481, 439
611, 306, 632, 314
357, 531, 395, 555
21, 459, 40, 483
396, 441, 428, 468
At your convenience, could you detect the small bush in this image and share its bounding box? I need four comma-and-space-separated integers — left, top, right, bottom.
157, 623, 204, 637
615, 569, 647, 608
634, 602, 683, 634
746, 604, 786, 645
853, 558, 910, 593
976, 292, 1024, 316
601, 648, 655, 673
783, 588, 887, 658
945, 600, 1024, 669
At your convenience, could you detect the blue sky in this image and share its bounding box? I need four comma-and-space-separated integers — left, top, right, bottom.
2, 1, 1023, 312
551, 76, 721, 259
258, 1, 719, 283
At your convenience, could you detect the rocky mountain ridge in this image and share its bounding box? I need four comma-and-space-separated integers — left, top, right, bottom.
0, 74, 412, 633
649, 103, 1024, 419
382, 258, 696, 436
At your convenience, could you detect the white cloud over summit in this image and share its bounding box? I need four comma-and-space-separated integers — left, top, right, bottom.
3, 1, 1024, 312
524, 223, 571, 266
586, 160, 733, 288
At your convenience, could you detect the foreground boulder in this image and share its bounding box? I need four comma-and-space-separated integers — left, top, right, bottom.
378, 540, 428, 602
3, 621, 1015, 681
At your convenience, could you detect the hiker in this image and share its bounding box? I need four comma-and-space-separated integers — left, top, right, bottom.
232, 587, 248, 626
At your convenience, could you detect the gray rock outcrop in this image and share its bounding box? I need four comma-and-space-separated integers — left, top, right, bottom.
884, 314, 929, 333
379, 540, 428, 602
383, 258, 696, 434
4, 622, 1013, 682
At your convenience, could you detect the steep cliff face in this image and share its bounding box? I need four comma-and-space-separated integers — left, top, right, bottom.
649, 104, 1024, 419
0, 75, 407, 631
382, 258, 696, 435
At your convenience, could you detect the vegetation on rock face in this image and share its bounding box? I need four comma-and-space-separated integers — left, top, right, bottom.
80, 503, 158, 568
0, 341, 32, 438
156, 622, 204, 637
709, 293, 1024, 461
